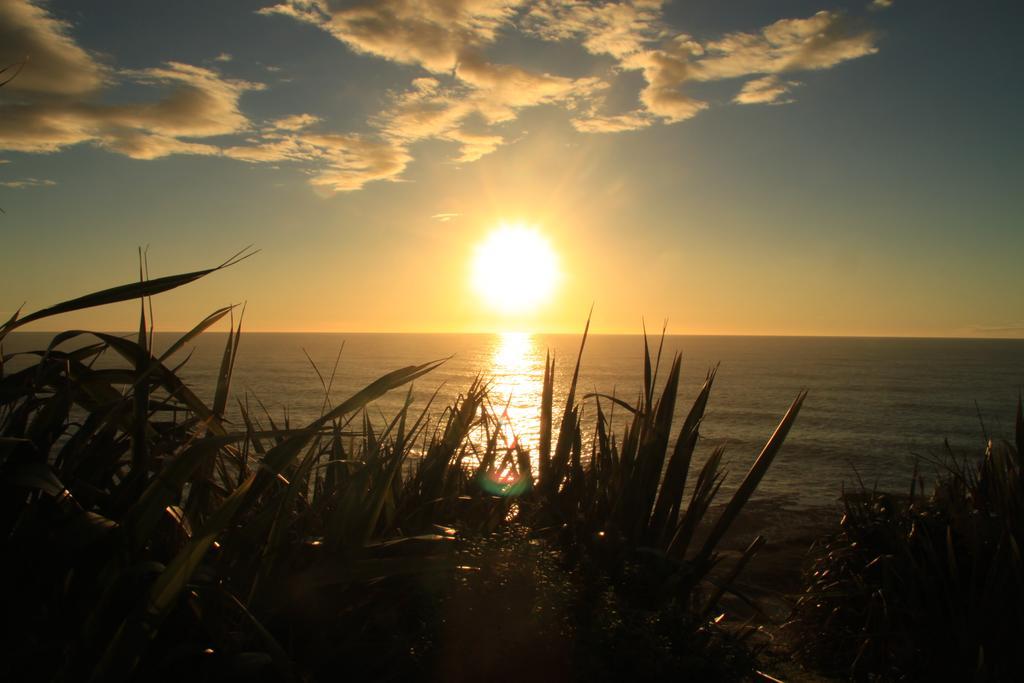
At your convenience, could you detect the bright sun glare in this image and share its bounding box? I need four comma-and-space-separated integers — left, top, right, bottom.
472, 223, 559, 314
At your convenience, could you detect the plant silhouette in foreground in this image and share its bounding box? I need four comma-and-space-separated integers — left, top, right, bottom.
787, 407, 1024, 682
0, 253, 805, 681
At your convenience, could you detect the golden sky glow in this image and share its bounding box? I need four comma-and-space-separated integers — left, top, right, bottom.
1, 1, 1022, 338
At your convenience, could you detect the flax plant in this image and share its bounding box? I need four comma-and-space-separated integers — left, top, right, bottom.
1, 254, 806, 682
787, 401, 1024, 681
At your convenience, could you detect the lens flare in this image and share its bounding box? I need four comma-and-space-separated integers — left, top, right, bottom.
476, 470, 531, 497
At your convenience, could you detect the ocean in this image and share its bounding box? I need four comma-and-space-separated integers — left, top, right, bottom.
5, 331, 1023, 508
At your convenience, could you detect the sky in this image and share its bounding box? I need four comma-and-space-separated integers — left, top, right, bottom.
1, 0, 1021, 337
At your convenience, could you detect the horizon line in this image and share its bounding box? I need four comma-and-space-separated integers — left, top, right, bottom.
10, 329, 1024, 342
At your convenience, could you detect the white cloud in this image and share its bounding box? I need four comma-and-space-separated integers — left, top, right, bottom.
734, 75, 801, 105
523, 0, 665, 59
375, 77, 475, 142
258, 0, 611, 174
522, 2, 877, 125
1, 0, 886, 195
623, 48, 707, 123
0, 0, 106, 96
116, 63, 261, 137
443, 129, 505, 163
271, 113, 321, 131
304, 133, 412, 193
693, 11, 878, 81
0, 0, 429, 192
225, 125, 412, 192
571, 110, 652, 134
221, 1, 885, 191
0, 62, 261, 158
0, 1, 263, 161
260, 0, 523, 73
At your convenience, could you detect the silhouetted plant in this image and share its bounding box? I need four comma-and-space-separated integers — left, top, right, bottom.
524, 317, 805, 629
786, 406, 1024, 681
0, 253, 804, 682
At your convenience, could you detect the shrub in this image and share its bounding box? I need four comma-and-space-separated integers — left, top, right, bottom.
0, 254, 804, 681
787, 401, 1024, 681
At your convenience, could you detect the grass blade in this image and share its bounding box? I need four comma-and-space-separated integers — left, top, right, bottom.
693, 391, 807, 569
547, 308, 591, 493
539, 349, 553, 482
158, 305, 234, 363
0, 248, 256, 341
650, 366, 717, 542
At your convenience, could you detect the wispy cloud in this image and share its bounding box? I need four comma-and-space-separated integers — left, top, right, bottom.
0, 0, 105, 96
734, 75, 801, 105
257, 0, 518, 74
271, 113, 321, 131
257, 0, 607, 173
303, 133, 412, 193
258, 0, 881, 153
0, 0, 263, 160
691, 11, 878, 81
1, 177, 56, 188
531, 3, 878, 117
523, 0, 664, 59
224, 116, 413, 192
0, 0, 885, 194
0, 61, 261, 159
431, 212, 460, 222
571, 111, 653, 134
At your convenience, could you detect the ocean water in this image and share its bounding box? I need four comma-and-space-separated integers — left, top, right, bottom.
5, 332, 1023, 508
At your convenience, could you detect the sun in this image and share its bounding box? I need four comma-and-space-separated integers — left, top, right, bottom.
472, 223, 559, 314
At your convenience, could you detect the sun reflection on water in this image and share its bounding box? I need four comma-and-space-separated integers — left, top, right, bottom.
486, 331, 544, 459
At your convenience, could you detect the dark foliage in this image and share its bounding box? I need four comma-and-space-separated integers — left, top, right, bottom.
787, 401, 1024, 681
1, 257, 803, 681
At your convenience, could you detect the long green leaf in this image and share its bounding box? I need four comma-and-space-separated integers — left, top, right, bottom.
636, 353, 682, 539
91, 331, 226, 435
315, 358, 447, 431
124, 434, 238, 548
667, 447, 725, 560
361, 387, 415, 545
158, 305, 234, 362
212, 307, 244, 419
548, 309, 591, 493
95, 356, 444, 679
692, 391, 807, 568
0, 248, 255, 341
650, 366, 717, 542
538, 350, 553, 482
699, 535, 766, 621
248, 437, 321, 610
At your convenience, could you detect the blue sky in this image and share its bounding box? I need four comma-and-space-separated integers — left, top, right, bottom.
1, 0, 1021, 336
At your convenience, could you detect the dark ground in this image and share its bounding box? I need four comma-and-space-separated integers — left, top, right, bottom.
708, 496, 842, 682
